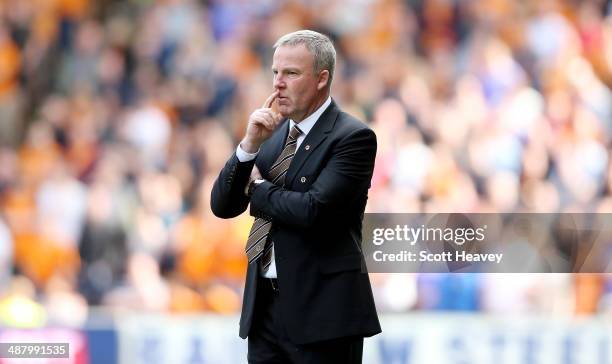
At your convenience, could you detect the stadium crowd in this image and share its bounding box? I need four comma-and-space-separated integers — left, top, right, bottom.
1, 0, 612, 327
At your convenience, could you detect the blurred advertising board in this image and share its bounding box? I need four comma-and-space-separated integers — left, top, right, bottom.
115, 314, 247, 364
113, 313, 612, 364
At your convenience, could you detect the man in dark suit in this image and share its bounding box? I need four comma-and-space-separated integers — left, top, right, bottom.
211, 30, 381, 363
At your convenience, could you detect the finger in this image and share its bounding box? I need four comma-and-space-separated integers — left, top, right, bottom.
260, 107, 282, 121
270, 97, 279, 114
259, 109, 284, 129
259, 109, 279, 121
251, 115, 274, 130
262, 90, 279, 108
256, 110, 278, 128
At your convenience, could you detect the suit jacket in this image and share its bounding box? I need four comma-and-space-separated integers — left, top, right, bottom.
210, 100, 381, 345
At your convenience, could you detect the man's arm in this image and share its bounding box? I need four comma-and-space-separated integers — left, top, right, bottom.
210, 91, 283, 219
249, 127, 377, 228
210, 153, 256, 218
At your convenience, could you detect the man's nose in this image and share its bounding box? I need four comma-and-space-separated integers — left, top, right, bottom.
274, 75, 286, 89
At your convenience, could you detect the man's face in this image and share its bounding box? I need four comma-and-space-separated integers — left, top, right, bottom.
271, 44, 328, 122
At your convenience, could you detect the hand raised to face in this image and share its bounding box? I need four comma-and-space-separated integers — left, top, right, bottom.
240, 91, 284, 153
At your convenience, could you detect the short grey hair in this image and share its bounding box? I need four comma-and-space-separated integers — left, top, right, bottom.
274, 30, 336, 87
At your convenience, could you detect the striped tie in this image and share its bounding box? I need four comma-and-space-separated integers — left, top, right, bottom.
245, 125, 302, 269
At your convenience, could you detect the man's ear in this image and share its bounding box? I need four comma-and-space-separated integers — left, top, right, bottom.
317, 70, 330, 91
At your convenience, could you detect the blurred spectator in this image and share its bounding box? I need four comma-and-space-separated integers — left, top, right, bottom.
0, 22, 23, 147
0, 276, 46, 328
77, 177, 128, 305
0, 215, 13, 291
36, 161, 87, 250
480, 273, 573, 315
121, 103, 172, 169
417, 274, 481, 311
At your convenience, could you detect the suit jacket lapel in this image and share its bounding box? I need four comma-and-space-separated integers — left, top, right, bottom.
285, 100, 339, 186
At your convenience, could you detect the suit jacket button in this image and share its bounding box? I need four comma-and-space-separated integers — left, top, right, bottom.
300, 177, 306, 183
304, 145, 310, 150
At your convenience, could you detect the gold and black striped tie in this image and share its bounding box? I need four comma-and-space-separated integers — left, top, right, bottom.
245, 125, 302, 270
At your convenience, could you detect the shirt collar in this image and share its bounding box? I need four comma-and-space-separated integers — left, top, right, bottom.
289, 96, 332, 137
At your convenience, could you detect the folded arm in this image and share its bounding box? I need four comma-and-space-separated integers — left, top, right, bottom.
249, 128, 377, 228
210, 153, 256, 219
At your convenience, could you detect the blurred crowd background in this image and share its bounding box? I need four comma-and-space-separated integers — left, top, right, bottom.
1, 0, 612, 328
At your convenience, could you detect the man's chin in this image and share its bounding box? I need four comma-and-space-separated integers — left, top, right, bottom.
278, 108, 292, 119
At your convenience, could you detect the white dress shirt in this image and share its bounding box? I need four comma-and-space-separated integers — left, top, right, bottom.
236, 96, 332, 278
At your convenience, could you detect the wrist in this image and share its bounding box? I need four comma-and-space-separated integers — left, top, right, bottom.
246, 178, 265, 197
240, 139, 261, 154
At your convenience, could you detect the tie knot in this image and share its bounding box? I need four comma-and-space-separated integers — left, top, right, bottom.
289, 125, 302, 140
